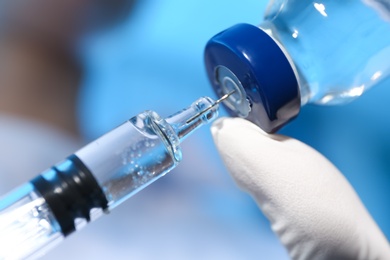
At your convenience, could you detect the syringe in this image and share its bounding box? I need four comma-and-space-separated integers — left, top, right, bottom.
0, 94, 233, 259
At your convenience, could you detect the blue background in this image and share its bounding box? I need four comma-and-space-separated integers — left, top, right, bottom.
76, 0, 389, 257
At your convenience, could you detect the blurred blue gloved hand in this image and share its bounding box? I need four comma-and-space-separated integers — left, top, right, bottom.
211, 117, 390, 260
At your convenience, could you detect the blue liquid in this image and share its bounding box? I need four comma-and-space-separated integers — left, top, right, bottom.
263, 0, 390, 105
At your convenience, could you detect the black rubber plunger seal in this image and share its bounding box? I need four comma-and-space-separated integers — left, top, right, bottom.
31, 155, 108, 236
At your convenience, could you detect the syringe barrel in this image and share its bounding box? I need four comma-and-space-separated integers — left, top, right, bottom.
0, 183, 63, 259
76, 110, 182, 209
0, 110, 182, 258
0, 97, 220, 258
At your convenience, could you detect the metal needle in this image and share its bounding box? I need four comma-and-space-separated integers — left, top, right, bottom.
186, 91, 236, 124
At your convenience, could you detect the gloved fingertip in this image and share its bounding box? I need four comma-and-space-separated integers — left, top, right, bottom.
210, 117, 227, 145
210, 117, 226, 136
211, 117, 264, 141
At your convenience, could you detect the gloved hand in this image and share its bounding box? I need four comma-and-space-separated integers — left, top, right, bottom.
211, 117, 390, 260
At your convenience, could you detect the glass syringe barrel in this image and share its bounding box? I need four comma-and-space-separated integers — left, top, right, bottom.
0, 97, 219, 259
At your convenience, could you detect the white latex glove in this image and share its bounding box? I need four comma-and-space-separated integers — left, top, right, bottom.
211, 117, 390, 260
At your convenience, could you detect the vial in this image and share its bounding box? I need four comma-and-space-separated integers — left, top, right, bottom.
205, 0, 390, 133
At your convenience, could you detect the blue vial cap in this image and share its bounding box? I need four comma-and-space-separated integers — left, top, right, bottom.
205, 23, 300, 133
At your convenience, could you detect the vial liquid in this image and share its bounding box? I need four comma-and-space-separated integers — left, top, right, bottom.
205, 0, 390, 132
264, 0, 390, 105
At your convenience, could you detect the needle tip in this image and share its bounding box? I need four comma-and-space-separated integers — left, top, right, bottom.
216, 90, 236, 104
185, 91, 236, 124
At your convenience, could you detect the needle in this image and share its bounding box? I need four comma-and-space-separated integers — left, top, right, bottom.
186, 91, 236, 124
